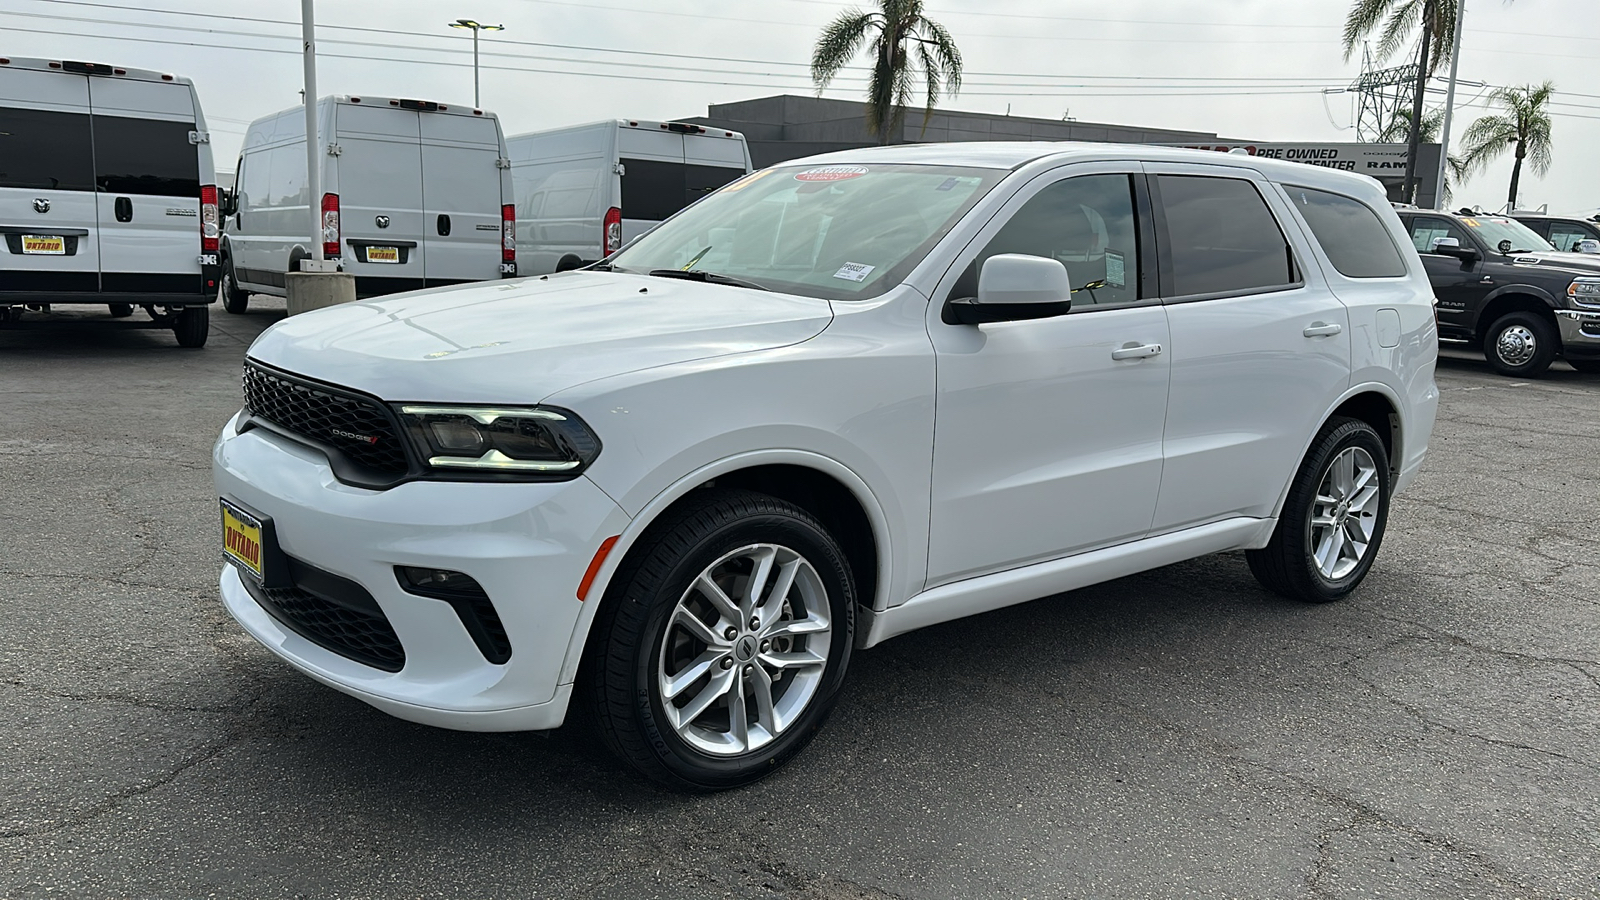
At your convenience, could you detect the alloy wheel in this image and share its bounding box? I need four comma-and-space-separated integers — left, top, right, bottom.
1308, 446, 1380, 581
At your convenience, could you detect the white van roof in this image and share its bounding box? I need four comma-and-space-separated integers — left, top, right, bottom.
0, 55, 197, 88
508, 119, 745, 142
326, 94, 501, 120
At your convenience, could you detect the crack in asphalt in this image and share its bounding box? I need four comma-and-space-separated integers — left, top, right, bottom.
0, 679, 234, 715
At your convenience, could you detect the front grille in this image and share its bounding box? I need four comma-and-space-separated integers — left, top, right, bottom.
244, 577, 406, 673
242, 362, 409, 479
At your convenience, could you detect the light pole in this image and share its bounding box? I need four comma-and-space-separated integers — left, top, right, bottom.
1435, 0, 1467, 210
447, 18, 504, 108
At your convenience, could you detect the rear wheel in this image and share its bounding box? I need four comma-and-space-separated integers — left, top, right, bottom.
1483, 311, 1557, 377
108, 303, 133, 318
1247, 417, 1391, 603
173, 305, 209, 348
1566, 358, 1600, 375
583, 489, 855, 791
220, 257, 249, 314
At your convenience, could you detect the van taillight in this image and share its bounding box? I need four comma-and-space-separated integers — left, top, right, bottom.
501, 204, 516, 262
603, 206, 622, 257
200, 185, 219, 252
321, 193, 341, 258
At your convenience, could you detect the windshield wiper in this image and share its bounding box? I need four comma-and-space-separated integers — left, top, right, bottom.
646, 269, 770, 291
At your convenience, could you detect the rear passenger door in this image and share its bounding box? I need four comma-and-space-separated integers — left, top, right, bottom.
88, 78, 200, 293
1144, 164, 1351, 532
420, 112, 504, 286
1401, 214, 1480, 331
0, 72, 101, 297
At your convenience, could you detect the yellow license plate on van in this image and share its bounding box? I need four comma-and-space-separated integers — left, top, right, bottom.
22, 235, 65, 255
221, 500, 264, 580
365, 246, 400, 264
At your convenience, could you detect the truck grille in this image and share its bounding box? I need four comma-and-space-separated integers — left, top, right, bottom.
242, 362, 409, 479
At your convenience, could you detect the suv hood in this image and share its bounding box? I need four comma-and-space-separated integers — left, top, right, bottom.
247, 272, 834, 402
1507, 250, 1600, 277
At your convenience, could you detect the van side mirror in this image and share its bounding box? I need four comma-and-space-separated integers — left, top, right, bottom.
1430, 236, 1477, 261
943, 253, 1074, 326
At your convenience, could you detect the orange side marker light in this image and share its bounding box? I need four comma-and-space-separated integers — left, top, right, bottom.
576, 536, 620, 601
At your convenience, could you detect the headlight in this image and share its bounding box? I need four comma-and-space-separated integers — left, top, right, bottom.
1570, 277, 1600, 306
396, 405, 601, 475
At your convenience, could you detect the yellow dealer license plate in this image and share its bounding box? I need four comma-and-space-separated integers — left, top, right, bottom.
221, 500, 264, 581
366, 246, 399, 264
22, 235, 65, 255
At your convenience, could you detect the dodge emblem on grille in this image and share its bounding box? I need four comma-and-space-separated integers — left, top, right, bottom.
331, 428, 380, 445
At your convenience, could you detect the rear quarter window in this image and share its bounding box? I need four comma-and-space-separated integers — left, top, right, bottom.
0, 107, 95, 192
1156, 174, 1297, 297
1287, 186, 1408, 278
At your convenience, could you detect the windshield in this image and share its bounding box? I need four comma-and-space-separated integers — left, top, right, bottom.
603, 163, 1004, 300
1461, 215, 1555, 254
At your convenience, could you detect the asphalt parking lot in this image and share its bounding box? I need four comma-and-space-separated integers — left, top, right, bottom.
2, 303, 1597, 900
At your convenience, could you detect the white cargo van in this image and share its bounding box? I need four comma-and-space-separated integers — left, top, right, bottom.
0, 57, 219, 347
507, 120, 750, 274
221, 96, 515, 309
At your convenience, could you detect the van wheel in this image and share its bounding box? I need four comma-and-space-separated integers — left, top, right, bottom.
583, 489, 855, 791
220, 259, 249, 314
1483, 311, 1556, 377
173, 306, 209, 348
108, 303, 133, 318
1247, 417, 1390, 603
555, 254, 584, 273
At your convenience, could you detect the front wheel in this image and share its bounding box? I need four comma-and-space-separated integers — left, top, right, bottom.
1483, 311, 1557, 377
1247, 417, 1391, 603
220, 259, 249, 314
583, 489, 855, 791
173, 305, 209, 348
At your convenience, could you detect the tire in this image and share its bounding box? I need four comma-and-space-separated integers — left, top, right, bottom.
173, 305, 209, 348
220, 257, 249, 314
1482, 311, 1557, 377
1566, 358, 1600, 375
1247, 417, 1391, 603
108, 303, 133, 318
583, 488, 856, 791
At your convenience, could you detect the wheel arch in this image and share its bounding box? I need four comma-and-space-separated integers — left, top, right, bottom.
1472, 286, 1559, 340
1267, 383, 1405, 524
555, 450, 891, 687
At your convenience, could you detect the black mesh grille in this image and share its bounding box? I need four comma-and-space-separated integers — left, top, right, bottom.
245, 580, 406, 672
242, 363, 409, 478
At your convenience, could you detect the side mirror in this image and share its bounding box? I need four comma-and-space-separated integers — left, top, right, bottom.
1577, 239, 1600, 255
1430, 236, 1477, 261
944, 253, 1073, 326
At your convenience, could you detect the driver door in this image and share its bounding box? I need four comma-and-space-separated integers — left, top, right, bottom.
925, 167, 1171, 587
1404, 215, 1482, 333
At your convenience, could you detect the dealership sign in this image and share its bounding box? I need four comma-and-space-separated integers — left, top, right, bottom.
1166, 143, 1421, 177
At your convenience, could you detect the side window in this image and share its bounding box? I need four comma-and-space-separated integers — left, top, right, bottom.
91, 115, 200, 197
1408, 217, 1470, 254
1156, 175, 1297, 297
1549, 225, 1593, 254
239, 151, 270, 212
950, 173, 1141, 307
1286, 186, 1407, 278
0, 107, 95, 192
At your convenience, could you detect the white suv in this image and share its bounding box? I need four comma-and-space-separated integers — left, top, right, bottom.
213, 144, 1438, 790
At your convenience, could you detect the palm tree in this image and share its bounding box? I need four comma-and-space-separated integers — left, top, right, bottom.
811, 0, 962, 144
1457, 81, 1556, 209
1379, 107, 1467, 201
1342, 0, 1460, 201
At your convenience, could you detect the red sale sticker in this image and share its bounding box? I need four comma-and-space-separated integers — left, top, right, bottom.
795, 165, 869, 182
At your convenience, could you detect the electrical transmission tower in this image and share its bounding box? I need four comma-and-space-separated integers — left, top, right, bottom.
1350, 46, 1420, 142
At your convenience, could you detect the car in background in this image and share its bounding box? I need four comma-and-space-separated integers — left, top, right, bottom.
220, 95, 515, 311
1, 56, 219, 346
507, 120, 750, 275
1507, 209, 1600, 255
215, 144, 1437, 789
1395, 208, 1600, 375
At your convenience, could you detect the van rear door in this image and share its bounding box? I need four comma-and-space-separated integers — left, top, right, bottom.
683, 132, 749, 208
88, 77, 201, 296
335, 104, 425, 295
420, 113, 503, 286
0, 68, 101, 297
617, 126, 686, 243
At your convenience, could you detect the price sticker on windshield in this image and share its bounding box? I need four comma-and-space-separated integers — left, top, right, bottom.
833, 262, 875, 282
796, 165, 868, 182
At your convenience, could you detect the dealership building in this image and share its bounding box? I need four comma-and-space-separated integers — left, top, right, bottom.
685, 95, 1443, 208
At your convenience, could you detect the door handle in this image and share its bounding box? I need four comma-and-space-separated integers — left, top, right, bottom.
436, 214, 451, 236
114, 197, 133, 223
1111, 342, 1163, 360
1303, 322, 1343, 338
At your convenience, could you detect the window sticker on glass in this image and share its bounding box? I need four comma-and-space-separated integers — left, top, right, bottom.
935, 177, 959, 192
833, 262, 875, 282
796, 165, 869, 183
1104, 249, 1126, 288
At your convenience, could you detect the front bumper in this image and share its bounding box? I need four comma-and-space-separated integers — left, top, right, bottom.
213, 413, 630, 731
1557, 308, 1600, 356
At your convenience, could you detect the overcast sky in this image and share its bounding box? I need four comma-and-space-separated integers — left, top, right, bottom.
4, 0, 1595, 214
